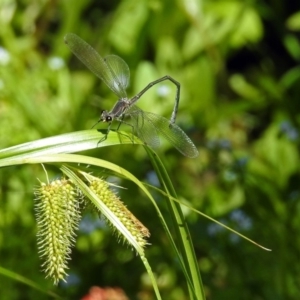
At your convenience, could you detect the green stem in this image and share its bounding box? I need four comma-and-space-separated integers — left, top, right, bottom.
145, 147, 205, 300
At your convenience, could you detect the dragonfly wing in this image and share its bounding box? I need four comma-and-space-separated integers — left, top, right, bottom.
142, 111, 199, 158
125, 106, 160, 148
64, 33, 127, 98
104, 55, 130, 92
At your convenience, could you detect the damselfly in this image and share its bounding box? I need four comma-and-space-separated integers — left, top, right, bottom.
64, 33, 198, 158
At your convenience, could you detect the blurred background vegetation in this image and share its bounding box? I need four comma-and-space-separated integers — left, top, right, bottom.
0, 0, 300, 299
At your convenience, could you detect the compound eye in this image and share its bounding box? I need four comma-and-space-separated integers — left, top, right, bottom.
106, 116, 112, 122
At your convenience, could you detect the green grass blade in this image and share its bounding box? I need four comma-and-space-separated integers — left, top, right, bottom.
0, 266, 63, 299
145, 147, 206, 300
0, 129, 138, 161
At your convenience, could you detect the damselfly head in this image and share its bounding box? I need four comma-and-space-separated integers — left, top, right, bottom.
100, 110, 113, 123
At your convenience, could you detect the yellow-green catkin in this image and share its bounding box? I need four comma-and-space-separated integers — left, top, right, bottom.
34, 178, 81, 284
89, 178, 150, 249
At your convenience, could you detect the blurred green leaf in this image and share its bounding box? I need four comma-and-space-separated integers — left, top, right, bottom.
283, 34, 300, 61
286, 10, 300, 31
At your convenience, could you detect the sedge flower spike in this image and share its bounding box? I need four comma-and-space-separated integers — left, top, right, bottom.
34, 179, 81, 284
89, 178, 150, 249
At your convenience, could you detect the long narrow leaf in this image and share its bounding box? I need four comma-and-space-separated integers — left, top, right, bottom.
0, 267, 62, 299
145, 148, 206, 300
0, 129, 138, 163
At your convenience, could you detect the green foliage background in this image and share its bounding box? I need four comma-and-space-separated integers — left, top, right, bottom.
1, 0, 300, 299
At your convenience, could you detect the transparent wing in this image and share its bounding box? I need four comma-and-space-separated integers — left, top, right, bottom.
124, 106, 160, 148
64, 33, 128, 98
135, 109, 199, 158
104, 55, 130, 91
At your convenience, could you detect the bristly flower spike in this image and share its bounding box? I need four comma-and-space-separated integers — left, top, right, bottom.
34, 178, 82, 284
87, 176, 150, 250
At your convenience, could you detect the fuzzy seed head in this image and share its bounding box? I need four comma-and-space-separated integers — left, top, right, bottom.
34, 179, 81, 284
89, 179, 150, 249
